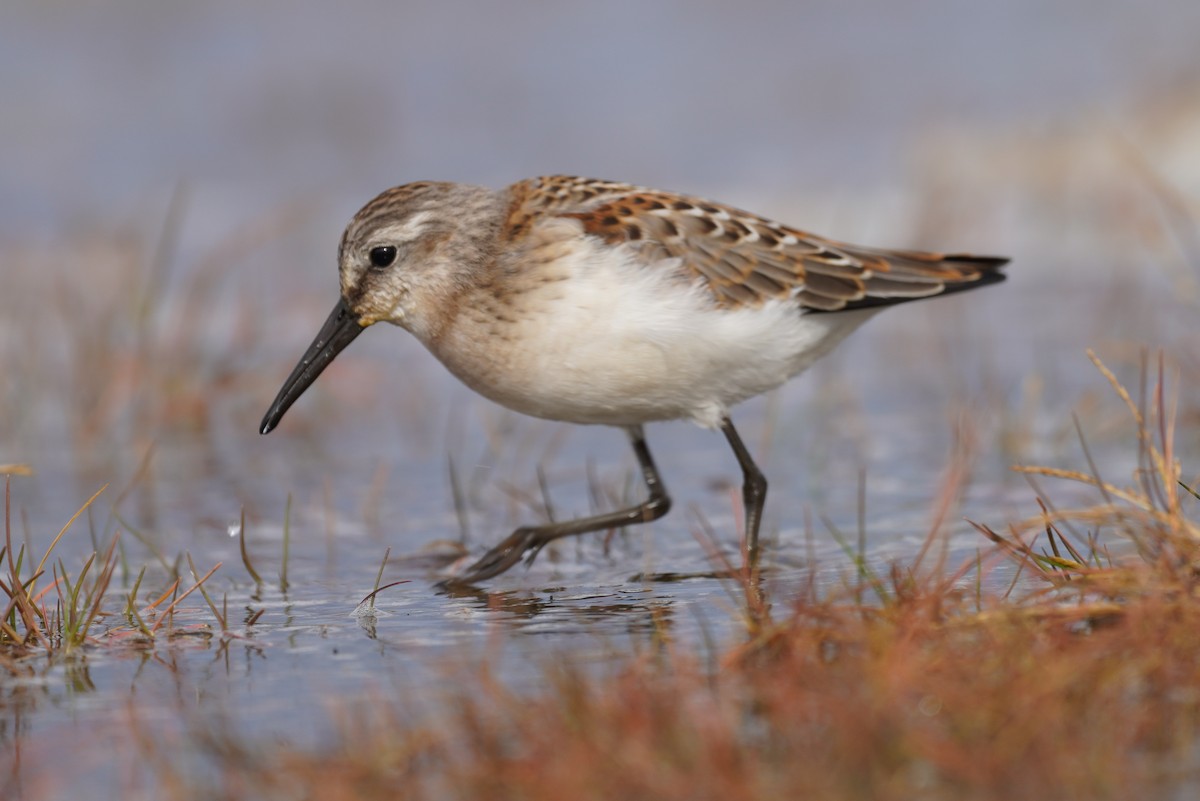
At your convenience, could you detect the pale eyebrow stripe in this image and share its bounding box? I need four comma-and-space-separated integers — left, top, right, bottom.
378, 210, 435, 243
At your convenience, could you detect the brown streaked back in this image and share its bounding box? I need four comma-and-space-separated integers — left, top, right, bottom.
507, 175, 1008, 312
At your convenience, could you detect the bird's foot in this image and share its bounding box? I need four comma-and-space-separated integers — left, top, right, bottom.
438, 526, 544, 588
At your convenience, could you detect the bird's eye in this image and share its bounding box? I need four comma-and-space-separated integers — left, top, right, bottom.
368, 245, 398, 269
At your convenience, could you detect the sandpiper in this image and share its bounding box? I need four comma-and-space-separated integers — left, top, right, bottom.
260, 176, 1007, 585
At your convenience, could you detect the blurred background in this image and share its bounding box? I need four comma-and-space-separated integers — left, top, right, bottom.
5, 0, 1200, 232
2, 0, 1199, 565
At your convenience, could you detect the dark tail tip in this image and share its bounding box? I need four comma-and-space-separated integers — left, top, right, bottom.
945, 253, 1011, 270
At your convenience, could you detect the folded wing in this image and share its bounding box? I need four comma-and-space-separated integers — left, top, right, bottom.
509, 175, 1008, 311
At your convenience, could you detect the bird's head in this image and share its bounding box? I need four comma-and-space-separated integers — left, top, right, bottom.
259, 181, 500, 434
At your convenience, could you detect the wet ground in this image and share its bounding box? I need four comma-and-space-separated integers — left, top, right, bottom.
3, 2, 1200, 798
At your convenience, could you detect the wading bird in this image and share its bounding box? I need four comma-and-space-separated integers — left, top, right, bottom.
260, 176, 1007, 585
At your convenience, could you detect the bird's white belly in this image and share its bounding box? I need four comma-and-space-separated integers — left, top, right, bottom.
434, 235, 879, 428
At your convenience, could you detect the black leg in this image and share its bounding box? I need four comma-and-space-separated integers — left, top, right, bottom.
443, 425, 671, 586
720, 416, 767, 570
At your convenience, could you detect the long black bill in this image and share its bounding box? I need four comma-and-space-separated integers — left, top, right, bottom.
260, 298, 365, 435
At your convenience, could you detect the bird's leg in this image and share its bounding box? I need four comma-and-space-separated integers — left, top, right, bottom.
719, 416, 768, 571
442, 425, 671, 586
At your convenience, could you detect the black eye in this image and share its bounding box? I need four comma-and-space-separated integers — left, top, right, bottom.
368, 245, 398, 269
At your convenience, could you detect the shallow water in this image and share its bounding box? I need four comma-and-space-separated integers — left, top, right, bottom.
3, 2, 1200, 798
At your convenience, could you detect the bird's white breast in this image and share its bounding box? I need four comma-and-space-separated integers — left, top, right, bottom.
434, 224, 879, 428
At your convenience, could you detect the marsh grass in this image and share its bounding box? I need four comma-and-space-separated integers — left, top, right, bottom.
1, 473, 229, 655
108, 355, 1200, 801
981, 351, 1200, 601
